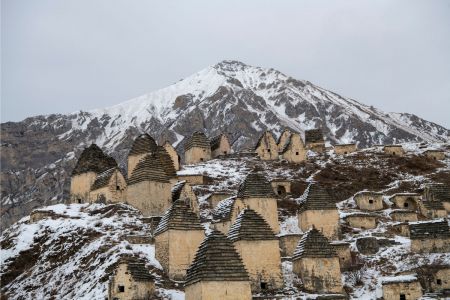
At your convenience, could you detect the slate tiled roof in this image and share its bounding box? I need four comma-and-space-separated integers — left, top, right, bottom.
426, 183, 450, 202
90, 167, 122, 191
228, 209, 277, 242
72, 144, 117, 176
298, 184, 337, 213
110, 256, 155, 282
185, 230, 250, 286
210, 134, 226, 151
254, 131, 275, 150
154, 200, 204, 236
127, 147, 176, 185
171, 180, 186, 201
409, 220, 450, 239
304, 129, 323, 144
279, 135, 292, 154
129, 133, 158, 156
212, 197, 238, 221
184, 132, 211, 151
292, 227, 337, 260
422, 201, 445, 211
237, 172, 276, 198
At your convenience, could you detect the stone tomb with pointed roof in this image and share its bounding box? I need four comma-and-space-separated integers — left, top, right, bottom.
108, 256, 155, 300
354, 191, 384, 211
419, 200, 447, 219
255, 131, 278, 160
277, 129, 292, 152
237, 172, 280, 233
171, 180, 199, 215
409, 220, 450, 253
89, 167, 127, 204
292, 228, 343, 294
228, 209, 283, 292
184, 132, 212, 165
210, 133, 231, 158
184, 230, 252, 300
127, 133, 158, 176
305, 129, 325, 153
424, 183, 450, 213
154, 200, 204, 280
334, 143, 357, 155
298, 184, 340, 240
163, 141, 180, 171
70, 144, 118, 203
279, 131, 307, 164
126, 146, 177, 216
211, 197, 245, 234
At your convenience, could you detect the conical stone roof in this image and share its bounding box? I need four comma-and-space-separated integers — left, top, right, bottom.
72, 144, 117, 176
127, 147, 176, 185
185, 230, 250, 286
228, 209, 277, 242
298, 184, 337, 213
237, 172, 275, 198
129, 133, 158, 156
154, 200, 203, 236
185, 132, 211, 151
91, 167, 123, 191
292, 227, 337, 260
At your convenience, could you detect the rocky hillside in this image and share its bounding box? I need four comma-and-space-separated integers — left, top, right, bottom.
1, 60, 449, 229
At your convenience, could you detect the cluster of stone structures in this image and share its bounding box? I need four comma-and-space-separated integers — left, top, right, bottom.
67, 130, 449, 299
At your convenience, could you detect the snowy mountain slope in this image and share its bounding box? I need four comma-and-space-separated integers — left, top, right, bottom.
1, 60, 449, 229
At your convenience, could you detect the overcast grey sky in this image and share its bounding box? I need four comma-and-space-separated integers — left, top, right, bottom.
2, 0, 450, 127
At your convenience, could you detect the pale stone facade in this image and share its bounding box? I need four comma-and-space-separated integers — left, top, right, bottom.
305, 129, 325, 153
89, 168, 127, 204
184, 132, 212, 165
255, 131, 278, 160
354, 191, 384, 211
185, 281, 252, 300
391, 223, 410, 237
163, 141, 180, 171
177, 174, 212, 185
210, 134, 231, 158
279, 132, 307, 163
382, 279, 422, 300
172, 181, 199, 215
127, 180, 174, 216
431, 268, 450, 291
384, 145, 405, 156
390, 210, 418, 222
331, 242, 352, 270
108, 260, 155, 300
423, 150, 445, 160
419, 201, 447, 219
70, 172, 97, 203
299, 209, 340, 240
390, 193, 421, 211
409, 220, 450, 253
279, 234, 302, 257
271, 180, 292, 197
344, 214, 378, 229
411, 238, 450, 253
243, 197, 279, 234
334, 143, 357, 155
212, 198, 245, 234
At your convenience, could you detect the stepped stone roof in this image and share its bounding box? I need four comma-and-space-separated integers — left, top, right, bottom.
129, 133, 158, 156
426, 183, 450, 202
212, 197, 238, 221
292, 227, 337, 260
305, 129, 323, 144
228, 209, 277, 242
279, 132, 304, 154
91, 167, 123, 191
422, 201, 445, 210
171, 180, 186, 201
72, 144, 117, 176
254, 131, 275, 150
116, 256, 155, 282
184, 132, 211, 151
276, 128, 292, 144
127, 147, 176, 185
210, 134, 228, 151
298, 184, 337, 213
154, 200, 203, 236
185, 230, 250, 286
237, 172, 276, 198
409, 220, 450, 239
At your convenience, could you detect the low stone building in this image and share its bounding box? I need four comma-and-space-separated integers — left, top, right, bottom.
430, 266, 450, 292
390, 193, 421, 211
204, 192, 233, 209
423, 183, 450, 213
237, 172, 279, 233
391, 222, 410, 237
353, 191, 384, 211
423, 149, 446, 160
420, 201, 447, 219
271, 179, 291, 197
279, 233, 303, 257
279, 132, 307, 163
184, 230, 252, 300
89, 167, 126, 204
381, 275, 422, 300
334, 143, 357, 155
163, 141, 180, 171
127, 133, 158, 176
228, 209, 283, 292
70, 144, 118, 204
298, 184, 340, 240
126, 147, 177, 216
210, 133, 231, 158
276, 129, 292, 152
305, 129, 325, 153
330, 241, 352, 270
292, 227, 343, 294
211, 197, 245, 234
389, 209, 418, 222
184, 132, 212, 165
255, 131, 278, 160
176, 174, 213, 185
409, 220, 450, 253
171, 180, 199, 215
383, 145, 405, 156
154, 200, 204, 280
108, 257, 155, 300
343, 213, 378, 229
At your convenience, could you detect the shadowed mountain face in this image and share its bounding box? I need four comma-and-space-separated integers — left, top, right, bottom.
1, 60, 448, 229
